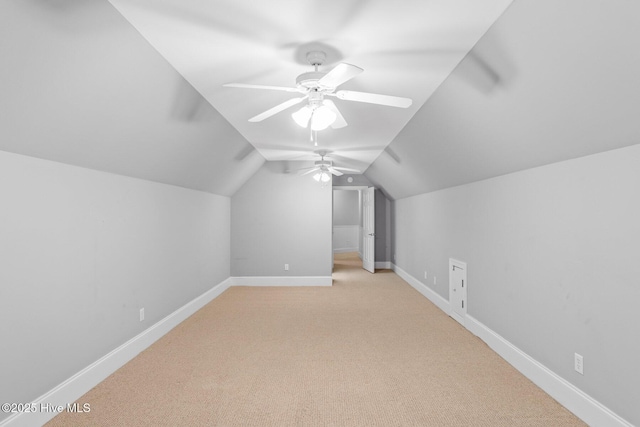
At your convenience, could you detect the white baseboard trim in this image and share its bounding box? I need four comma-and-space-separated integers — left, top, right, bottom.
392, 263, 450, 314
5, 269, 630, 427
390, 264, 632, 427
333, 247, 359, 254
0, 278, 233, 427
466, 316, 633, 427
231, 276, 333, 286
375, 261, 391, 269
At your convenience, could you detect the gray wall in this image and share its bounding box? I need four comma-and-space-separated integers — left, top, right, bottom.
231, 162, 332, 277
0, 0, 264, 198
374, 189, 391, 263
0, 150, 230, 418
364, 0, 640, 202
392, 144, 640, 425
332, 174, 373, 187
333, 190, 359, 226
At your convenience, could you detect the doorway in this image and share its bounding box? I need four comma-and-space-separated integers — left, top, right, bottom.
362, 187, 375, 273
332, 186, 374, 272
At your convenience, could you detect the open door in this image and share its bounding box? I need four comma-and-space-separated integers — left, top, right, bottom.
362, 187, 375, 273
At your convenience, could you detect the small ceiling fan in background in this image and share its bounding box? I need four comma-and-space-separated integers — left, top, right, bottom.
289, 150, 361, 183
223, 51, 413, 131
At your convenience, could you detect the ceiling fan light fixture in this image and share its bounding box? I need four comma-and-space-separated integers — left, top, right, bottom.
313, 170, 332, 183
310, 104, 336, 131
292, 103, 336, 131
292, 105, 312, 128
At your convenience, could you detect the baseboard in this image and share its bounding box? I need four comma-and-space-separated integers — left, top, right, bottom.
375, 261, 391, 269
333, 247, 358, 254
466, 316, 633, 427
0, 278, 233, 427
391, 264, 632, 427
392, 263, 450, 314
231, 276, 333, 286
5, 270, 630, 427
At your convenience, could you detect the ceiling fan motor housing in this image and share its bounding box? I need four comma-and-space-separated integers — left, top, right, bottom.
296, 50, 336, 91
296, 71, 328, 90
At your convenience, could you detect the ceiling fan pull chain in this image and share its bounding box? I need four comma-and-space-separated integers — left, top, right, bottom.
308, 127, 318, 146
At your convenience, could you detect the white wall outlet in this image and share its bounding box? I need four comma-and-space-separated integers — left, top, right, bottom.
574, 353, 584, 375
433, 276, 437, 285
424, 271, 428, 279
284, 264, 289, 271
139, 308, 145, 322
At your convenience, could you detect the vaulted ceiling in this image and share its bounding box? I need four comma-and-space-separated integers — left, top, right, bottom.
106, 0, 512, 172
2, 0, 639, 200
366, 0, 640, 199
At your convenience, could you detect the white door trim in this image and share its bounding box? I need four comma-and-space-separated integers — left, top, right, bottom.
362, 187, 375, 273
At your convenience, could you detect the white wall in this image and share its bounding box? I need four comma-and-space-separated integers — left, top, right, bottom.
392, 144, 640, 426
0, 151, 230, 419
333, 190, 359, 253
333, 190, 359, 226
231, 162, 332, 278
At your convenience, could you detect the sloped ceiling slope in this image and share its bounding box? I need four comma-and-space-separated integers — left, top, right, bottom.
0, 0, 263, 196
105, 0, 513, 173
365, 0, 640, 200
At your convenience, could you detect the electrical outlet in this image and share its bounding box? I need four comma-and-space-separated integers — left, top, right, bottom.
424, 271, 428, 279
284, 264, 289, 271
433, 276, 437, 285
574, 353, 583, 375
139, 308, 145, 322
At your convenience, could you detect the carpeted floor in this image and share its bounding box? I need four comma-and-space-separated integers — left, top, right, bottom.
47, 253, 586, 426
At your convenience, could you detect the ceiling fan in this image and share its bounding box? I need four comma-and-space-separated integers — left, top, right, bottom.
223, 51, 413, 131
290, 151, 361, 183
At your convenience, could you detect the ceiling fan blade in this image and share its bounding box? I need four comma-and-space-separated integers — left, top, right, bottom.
323, 100, 347, 129
318, 63, 363, 88
300, 167, 320, 176
335, 90, 412, 108
224, 83, 300, 93
327, 167, 344, 177
332, 166, 361, 173
285, 167, 312, 174
289, 165, 317, 172
249, 96, 307, 122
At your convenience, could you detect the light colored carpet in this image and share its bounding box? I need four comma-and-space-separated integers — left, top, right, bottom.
47, 253, 585, 426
